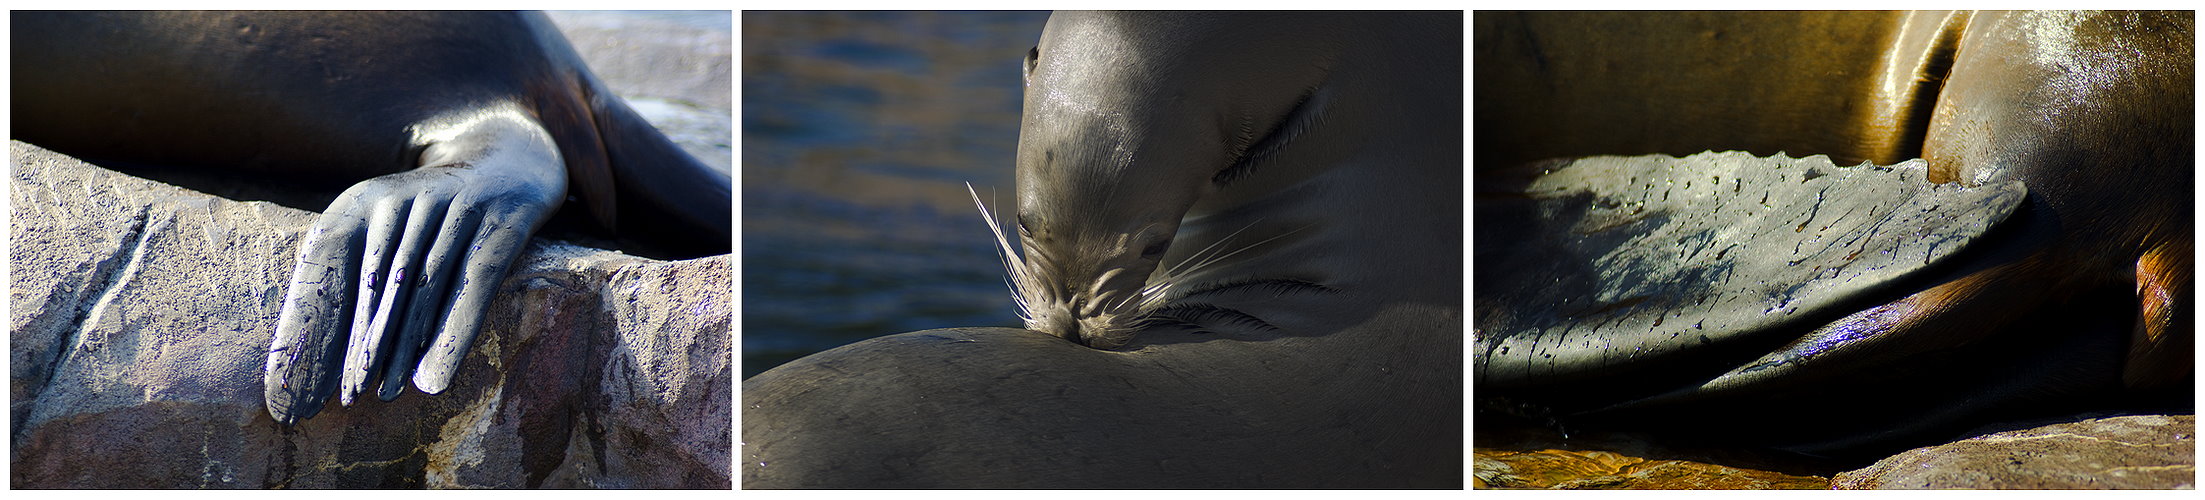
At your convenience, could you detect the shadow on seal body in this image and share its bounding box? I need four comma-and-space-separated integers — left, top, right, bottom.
1474, 10, 2190, 459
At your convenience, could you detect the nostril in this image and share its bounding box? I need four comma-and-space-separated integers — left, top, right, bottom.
1044, 313, 1081, 342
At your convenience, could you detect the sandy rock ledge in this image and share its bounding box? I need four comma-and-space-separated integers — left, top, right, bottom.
1833, 415, 2194, 490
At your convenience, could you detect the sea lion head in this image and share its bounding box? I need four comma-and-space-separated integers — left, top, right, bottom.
1004, 12, 1343, 348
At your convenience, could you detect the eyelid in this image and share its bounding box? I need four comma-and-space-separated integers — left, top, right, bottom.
1141, 238, 1171, 258
1132, 224, 1173, 249
1131, 224, 1165, 241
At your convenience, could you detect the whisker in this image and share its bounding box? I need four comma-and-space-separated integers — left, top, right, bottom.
1174, 223, 1308, 279
1159, 219, 1264, 278
1104, 285, 1144, 313
1132, 221, 1318, 319
967, 182, 1041, 317
1167, 222, 1315, 284
1135, 280, 1175, 311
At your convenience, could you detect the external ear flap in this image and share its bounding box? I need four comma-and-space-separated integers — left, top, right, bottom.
1024, 45, 1039, 85
530, 73, 621, 233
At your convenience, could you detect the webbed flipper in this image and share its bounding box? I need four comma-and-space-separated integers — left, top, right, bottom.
1474, 152, 2025, 406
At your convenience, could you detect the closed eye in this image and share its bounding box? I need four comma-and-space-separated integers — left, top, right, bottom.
1140, 238, 1171, 259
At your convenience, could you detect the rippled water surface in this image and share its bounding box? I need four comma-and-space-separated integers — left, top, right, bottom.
742, 12, 1052, 378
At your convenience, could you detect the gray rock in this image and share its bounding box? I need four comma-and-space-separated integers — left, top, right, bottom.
8, 141, 731, 488
1832, 415, 2195, 489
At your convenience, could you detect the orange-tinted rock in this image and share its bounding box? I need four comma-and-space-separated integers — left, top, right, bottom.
1473, 424, 1834, 489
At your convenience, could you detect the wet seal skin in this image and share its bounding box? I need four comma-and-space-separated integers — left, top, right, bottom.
744, 11, 1462, 488
1475, 11, 2190, 457
12, 11, 732, 424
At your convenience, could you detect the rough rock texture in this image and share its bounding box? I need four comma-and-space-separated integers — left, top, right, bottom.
1472, 424, 1834, 489
1833, 415, 2195, 490
1474, 449, 1827, 489
8, 141, 732, 488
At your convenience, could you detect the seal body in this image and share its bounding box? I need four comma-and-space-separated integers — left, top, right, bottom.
1475, 11, 1966, 169
743, 11, 1462, 488
1474, 10, 2190, 456
12, 11, 732, 423
1009, 11, 1462, 350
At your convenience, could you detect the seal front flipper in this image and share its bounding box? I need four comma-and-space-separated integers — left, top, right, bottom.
264, 103, 565, 420
1607, 252, 2078, 410
1474, 152, 2025, 406
387, 161, 557, 397
263, 214, 366, 423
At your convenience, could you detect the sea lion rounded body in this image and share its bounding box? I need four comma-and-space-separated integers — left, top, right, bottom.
12, 11, 732, 423
743, 11, 1462, 487
1010, 11, 1462, 349
1474, 10, 2190, 455
1475, 10, 1967, 169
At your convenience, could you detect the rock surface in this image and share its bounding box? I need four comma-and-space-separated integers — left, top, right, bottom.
1476, 415, 2197, 490
1475, 449, 1828, 489
1832, 415, 2195, 490
7, 140, 732, 488
1472, 424, 1835, 489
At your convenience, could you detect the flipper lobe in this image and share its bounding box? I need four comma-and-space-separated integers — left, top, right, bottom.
1475, 152, 2024, 390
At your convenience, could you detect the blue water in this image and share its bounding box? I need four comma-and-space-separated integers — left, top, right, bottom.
741, 12, 1052, 378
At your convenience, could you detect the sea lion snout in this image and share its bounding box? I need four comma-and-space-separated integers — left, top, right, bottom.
1023, 240, 1167, 349
1080, 265, 1144, 315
